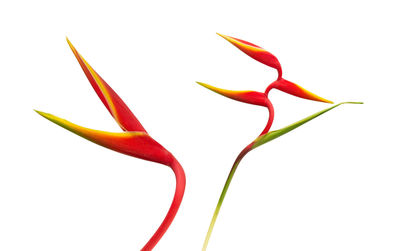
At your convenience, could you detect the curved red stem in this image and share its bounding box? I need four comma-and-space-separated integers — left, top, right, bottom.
277, 67, 283, 80
260, 97, 275, 135
141, 158, 186, 251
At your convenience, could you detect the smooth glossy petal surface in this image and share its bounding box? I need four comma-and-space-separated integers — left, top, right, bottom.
66, 38, 147, 132
35, 110, 172, 165
267, 78, 333, 104
196, 81, 267, 107
217, 33, 282, 78
252, 102, 363, 149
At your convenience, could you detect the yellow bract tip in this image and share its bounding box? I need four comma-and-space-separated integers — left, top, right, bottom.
34, 109, 46, 116
216, 33, 230, 41
34, 110, 56, 121
66, 37, 76, 52
195, 82, 221, 93
195, 81, 207, 87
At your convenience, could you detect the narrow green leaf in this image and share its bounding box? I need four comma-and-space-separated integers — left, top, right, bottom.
252, 102, 363, 149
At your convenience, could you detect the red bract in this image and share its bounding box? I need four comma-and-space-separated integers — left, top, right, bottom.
217, 33, 283, 79
200, 34, 334, 137
198, 33, 361, 250
36, 38, 186, 251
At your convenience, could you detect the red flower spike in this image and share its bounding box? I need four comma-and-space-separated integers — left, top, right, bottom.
216, 33, 332, 104
217, 33, 282, 79
266, 78, 333, 104
36, 39, 186, 251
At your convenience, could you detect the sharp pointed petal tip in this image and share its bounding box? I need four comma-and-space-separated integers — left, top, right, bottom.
316, 98, 333, 104
34, 109, 52, 119
195, 81, 206, 87
216, 33, 228, 39
66, 37, 73, 46
66, 37, 76, 50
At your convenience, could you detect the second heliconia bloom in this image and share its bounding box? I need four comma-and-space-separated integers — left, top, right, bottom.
198, 33, 361, 250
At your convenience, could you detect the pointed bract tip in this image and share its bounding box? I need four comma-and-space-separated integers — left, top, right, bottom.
66, 37, 76, 51
34, 109, 45, 116
196, 81, 207, 87
217, 33, 238, 44
34, 110, 53, 119
216, 33, 232, 42
196, 81, 214, 90
310, 96, 334, 104
195, 81, 217, 92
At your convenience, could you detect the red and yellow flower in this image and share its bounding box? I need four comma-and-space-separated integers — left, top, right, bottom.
36, 38, 186, 251
198, 33, 361, 250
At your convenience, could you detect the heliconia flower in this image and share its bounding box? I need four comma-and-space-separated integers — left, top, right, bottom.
198, 34, 362, 250
36, 38, 186, 251
217, 33, 333, 104
217, 33, 282, 79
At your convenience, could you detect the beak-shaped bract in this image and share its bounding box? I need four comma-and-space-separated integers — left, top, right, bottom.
66, 38, 146, 133
267, 78, 333, 104
217, 33, 282, 79
35, 110, 173, 165
196, 81, 267, 107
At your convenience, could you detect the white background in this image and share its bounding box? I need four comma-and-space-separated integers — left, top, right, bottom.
1, 0, 399, 250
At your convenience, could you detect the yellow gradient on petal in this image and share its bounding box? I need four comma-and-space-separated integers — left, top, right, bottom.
217, 33, 266, 53
294, 82, 334, 104
196, 81, 251, 98
66, 38, 123, 128
34, 110, 145, 143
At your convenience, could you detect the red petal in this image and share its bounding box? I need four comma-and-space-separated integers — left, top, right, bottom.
267, 78, 333, 104
217, 33, 282, 79
66, 38, 147, 132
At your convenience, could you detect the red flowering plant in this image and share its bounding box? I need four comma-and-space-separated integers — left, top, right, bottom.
197, 33, 362, 250
36, 39, 185, 251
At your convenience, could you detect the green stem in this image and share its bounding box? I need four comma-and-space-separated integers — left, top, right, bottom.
202, 146, 252, 251
202, 101, 363, 250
